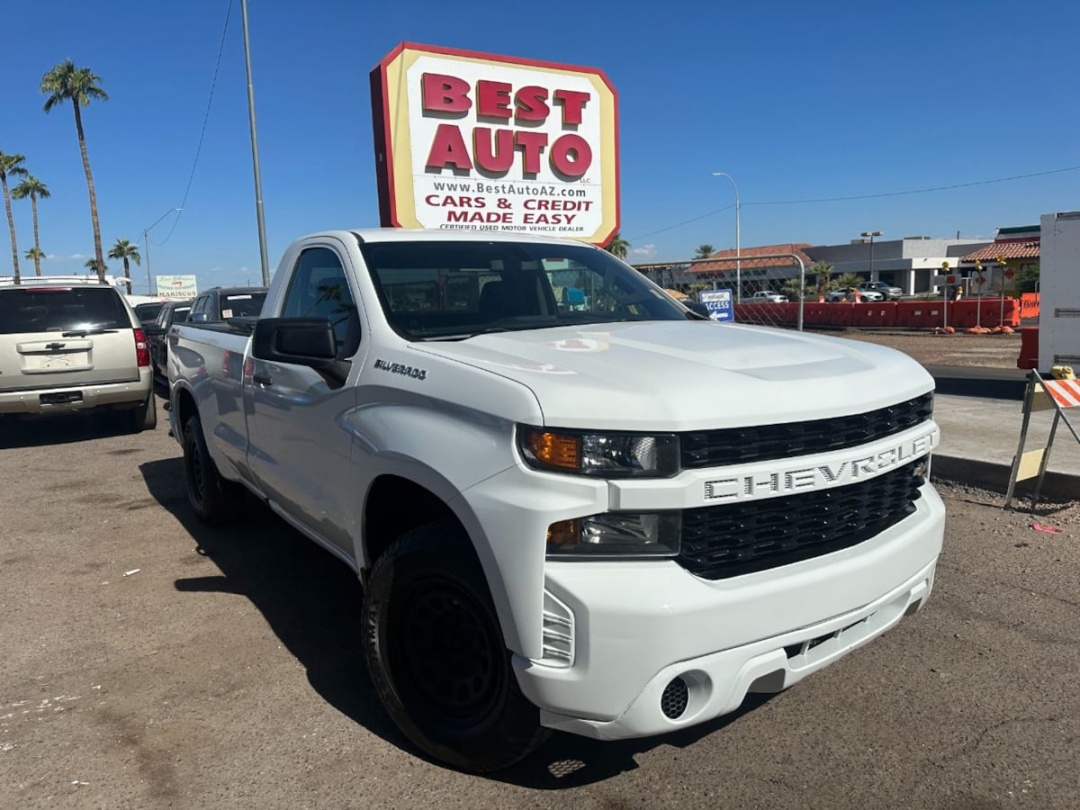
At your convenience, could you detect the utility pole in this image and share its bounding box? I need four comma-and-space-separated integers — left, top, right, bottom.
240, 0, 271, 286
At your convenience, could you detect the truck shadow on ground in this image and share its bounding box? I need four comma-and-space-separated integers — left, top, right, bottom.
0, 412, 138, 448
139, 455, 772, 788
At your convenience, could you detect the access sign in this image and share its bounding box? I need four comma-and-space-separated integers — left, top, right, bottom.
699, 289, 734, 322
370, 43, 619, 244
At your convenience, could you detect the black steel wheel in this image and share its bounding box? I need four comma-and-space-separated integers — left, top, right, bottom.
362, 520, 548, 772
182, 414, 241, 524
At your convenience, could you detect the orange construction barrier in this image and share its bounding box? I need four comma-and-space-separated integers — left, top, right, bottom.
1018, 327, 1039, 370
1020, 293, 1041, 320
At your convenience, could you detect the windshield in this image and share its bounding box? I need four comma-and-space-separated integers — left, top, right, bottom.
134, 302, 165, 323
358, 240, 687, 340
0, 286, 129, 335
220, 292, 267, 318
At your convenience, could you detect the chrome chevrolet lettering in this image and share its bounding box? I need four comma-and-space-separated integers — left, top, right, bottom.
703, 430, 936, 502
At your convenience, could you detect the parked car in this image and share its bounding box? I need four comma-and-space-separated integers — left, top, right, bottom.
0, 276, 155, 431
860, 281, 903, 301
133, 301, 167, 325
187, 286, 268, 324
826, 287, 885, 303
144, 300, 193, 382
747, 290, 788, 303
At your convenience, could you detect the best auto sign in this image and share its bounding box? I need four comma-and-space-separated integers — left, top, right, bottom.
370, 43, 619, 244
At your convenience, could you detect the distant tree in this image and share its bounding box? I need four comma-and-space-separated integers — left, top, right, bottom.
84, 258, 108, 278
0, 151, 28, 283
809, 260, 837, 298
108, 238, 141, 293
782, 277, 808, 301
1015, 264, 1040, 294
605, 232, 630, 259
24, 247, 45, 265
12, 174, 50, 277
41, 60, 108, 281
694, 244, 715, 259
837, 272, 863, 290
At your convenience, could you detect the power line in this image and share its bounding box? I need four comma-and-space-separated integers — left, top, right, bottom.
745, 164, 1080, 206
151, 0, 234, 247
626, 164, 1080, 243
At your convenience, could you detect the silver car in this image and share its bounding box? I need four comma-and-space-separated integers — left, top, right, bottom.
0, 277, 155, 431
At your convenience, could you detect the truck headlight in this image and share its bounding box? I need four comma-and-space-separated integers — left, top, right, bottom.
547, 512, 681, 557
519, 427, 679, 478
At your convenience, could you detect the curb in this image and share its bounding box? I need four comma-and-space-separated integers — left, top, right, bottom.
931, 453, 1080, 502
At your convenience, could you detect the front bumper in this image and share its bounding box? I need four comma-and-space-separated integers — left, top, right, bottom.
513, 485, 944, 740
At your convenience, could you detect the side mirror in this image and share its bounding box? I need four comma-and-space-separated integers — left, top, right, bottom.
253, 318, 337, 363
188, 311, 209, 324
142, 324, 164, 336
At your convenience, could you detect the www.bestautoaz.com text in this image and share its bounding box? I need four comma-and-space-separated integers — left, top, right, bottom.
431, 180, 588, 198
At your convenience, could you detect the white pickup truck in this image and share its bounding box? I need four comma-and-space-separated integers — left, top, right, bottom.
169, 229, 944, 772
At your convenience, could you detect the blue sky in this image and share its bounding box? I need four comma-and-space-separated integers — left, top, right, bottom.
2, 0, 1077, 292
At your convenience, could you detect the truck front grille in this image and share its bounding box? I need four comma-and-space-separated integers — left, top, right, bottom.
676, 459, 925, 580
680, 393, 933, 469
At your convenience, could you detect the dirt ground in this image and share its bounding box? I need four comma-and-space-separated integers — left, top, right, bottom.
2, 401, 1079, 809
816, 328, 1023, 370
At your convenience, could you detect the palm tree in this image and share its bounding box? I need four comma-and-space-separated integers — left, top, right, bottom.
694, 244, 715, 259
810, 260, 836, 298
604, 232, 630, 259
41, 60, 108, 282
108, 238, 141, 293
84, 258, 108, 279
12, 174, 50, 277
25, 247, 45, 266
0, 151, 28, 283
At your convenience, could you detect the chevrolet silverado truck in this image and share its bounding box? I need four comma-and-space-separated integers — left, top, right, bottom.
169, 229, 944, 773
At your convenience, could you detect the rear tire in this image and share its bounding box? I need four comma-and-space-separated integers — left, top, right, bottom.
129, 390, 157, 433
362, 520, 549, 772
182, 414, 242, 524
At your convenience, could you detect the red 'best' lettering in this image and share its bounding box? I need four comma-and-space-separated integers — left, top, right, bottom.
476, 80, 513, 119
421, 73, 471, 113
514, 86, 550, 122
553, 89, 590, 125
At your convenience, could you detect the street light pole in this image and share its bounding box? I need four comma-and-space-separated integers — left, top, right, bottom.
240, 0, 271, 286
861, 230, 883, 283
712, 172, 741, 302
142, 207, 182, 296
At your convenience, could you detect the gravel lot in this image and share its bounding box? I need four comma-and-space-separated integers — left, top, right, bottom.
2, 330, 1076, 809
814, 328, 1023, 369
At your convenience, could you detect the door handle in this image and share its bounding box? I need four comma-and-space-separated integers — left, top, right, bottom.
253, 372, 273, 386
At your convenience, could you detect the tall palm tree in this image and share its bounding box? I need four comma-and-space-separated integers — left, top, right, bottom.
694, 244, 715, 259
41, 60, 108, 281
24, 247, 45, 265
12, 174, 50, 277
0, 151, 28, 283
604, 232, 630, 259
108, 238, 141, 293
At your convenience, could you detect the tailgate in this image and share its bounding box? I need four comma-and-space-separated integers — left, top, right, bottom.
0, 286, 139, 392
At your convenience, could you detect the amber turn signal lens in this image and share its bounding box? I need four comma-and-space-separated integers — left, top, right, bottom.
547, 519, 582, 548
524, 429, 580, 471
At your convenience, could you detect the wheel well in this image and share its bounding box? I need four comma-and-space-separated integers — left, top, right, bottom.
363, 475, 457, 570
175, 388, 197, 435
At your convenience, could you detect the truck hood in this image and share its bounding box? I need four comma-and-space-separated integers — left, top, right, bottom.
411, 321, 934, 431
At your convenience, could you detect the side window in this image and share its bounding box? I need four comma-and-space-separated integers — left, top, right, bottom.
281, 247, 360, 359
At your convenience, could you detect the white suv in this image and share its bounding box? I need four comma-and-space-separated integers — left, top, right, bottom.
0, 277, 155, 431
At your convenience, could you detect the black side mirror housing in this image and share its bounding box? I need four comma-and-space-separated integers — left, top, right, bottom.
253, 318, 337, 362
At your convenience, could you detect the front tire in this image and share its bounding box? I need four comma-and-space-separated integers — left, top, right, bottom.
182, 414, 242, 524
362, 520, 548, 772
